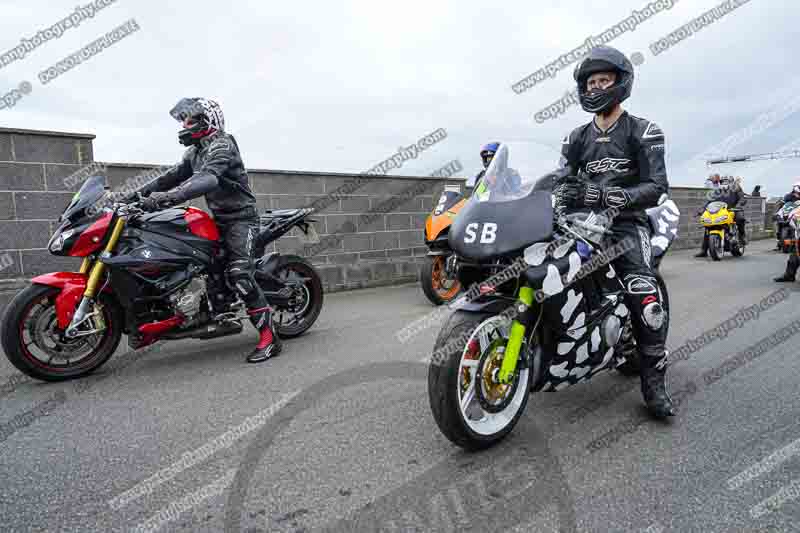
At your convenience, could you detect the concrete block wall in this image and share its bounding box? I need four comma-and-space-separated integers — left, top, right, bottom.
97, 163, 463, 293
0, 127, 463, 315
667, 187, 768, 251
0, 126, 772, 315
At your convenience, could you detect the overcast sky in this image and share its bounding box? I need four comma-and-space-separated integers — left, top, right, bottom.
0, 0, 796, 197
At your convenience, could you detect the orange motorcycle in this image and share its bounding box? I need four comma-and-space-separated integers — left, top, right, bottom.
421, 186, 465, 305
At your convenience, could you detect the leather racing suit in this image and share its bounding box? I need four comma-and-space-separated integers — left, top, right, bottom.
133, 132, 272, 334
557, 111, 670, 370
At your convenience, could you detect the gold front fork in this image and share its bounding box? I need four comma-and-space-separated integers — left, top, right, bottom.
83, 217, 126, 298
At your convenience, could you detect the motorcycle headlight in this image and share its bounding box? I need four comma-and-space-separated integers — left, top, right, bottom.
702, 216, 712, 223
48, 228, 74, 253
713, 214, 728, 222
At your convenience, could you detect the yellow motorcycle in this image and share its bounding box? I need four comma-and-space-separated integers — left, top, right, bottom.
700, 201, 744, 261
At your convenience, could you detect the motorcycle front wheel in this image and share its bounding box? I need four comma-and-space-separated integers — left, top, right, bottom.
420, 255, 462, 306
1, 285, 123, 382
428, 310, 532, 451
709, 233, 723, 261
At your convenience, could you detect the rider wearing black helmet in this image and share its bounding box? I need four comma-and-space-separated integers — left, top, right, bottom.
555, 45, 674, 419
123, 97, 281, 364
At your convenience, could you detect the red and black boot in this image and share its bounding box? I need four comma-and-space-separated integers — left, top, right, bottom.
246, 307, 282, 363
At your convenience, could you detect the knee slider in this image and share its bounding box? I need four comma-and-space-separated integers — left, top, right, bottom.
226, 260, 256, 297
641, 296, 666, 331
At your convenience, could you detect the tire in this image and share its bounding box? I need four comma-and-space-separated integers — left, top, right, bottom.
652, 253, 662, 270
709, 234, 722, 261
796, 228, 800, 258
266, 256, 323, 339
420, 255, 461, 306
1, 284, 123, 382
616, 269, 669, 377
781, 227, 792, 253
428, 310, 533, 451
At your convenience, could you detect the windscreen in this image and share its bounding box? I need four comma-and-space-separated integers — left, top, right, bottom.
471, 142, 561, 204
61, 175, 108, 221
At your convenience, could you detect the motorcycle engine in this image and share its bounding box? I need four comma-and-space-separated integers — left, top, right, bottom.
601, 314, 623, 347
169, 277, 208, 323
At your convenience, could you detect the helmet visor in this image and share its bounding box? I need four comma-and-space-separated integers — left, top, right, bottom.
169, 98, 204, 122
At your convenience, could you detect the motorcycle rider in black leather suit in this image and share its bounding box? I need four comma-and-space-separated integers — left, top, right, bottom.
694, 174, 747, 257
123, 98, 281, 364
774, 181, 800, 282
555, 45, 675, 419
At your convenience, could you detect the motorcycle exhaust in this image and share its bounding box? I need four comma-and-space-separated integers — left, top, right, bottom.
161, 321, 243, 340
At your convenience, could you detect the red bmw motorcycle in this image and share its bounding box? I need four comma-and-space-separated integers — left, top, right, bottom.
0, 175, 323, 382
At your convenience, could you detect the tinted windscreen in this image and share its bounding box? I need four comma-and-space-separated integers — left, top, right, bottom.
61, 175, 108, 220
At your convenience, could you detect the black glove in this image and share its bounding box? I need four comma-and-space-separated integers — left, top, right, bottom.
139, 191, 175, 212
602, 186, 631, 209
556, 176, 603, 208
555, 176, 584, 208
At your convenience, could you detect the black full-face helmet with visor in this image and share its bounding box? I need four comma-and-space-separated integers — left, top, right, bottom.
573, 45, 634, 115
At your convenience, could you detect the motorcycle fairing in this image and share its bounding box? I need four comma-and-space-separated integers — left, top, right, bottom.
433, 190, 464, 217
536, 268, 630, 392
130, 208, 219, 258
449, 190, 554, 260
647, 199, 680, 258
30, 272, 98, 329
106, 230, 213, 270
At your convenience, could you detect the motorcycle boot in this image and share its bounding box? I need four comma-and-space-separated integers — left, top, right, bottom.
246, 307, 282, 363
639, 345, 675, 419
694, 234, 709, 258
775, 254, 799, 282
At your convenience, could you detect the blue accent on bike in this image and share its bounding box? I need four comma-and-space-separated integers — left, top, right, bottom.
577, 241, 592, 260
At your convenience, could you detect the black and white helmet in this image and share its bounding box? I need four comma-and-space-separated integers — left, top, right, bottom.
169, 97, 225, 146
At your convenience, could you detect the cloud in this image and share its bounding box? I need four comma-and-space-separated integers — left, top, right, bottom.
0, 0, 796, 196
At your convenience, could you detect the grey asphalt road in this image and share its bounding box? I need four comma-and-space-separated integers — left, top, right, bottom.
2, 239, 800, 533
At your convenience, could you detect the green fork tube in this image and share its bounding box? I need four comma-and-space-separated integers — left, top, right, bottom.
498, 285, 535, 384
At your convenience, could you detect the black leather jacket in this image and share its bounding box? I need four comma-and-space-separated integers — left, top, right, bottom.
704, 178, 746, 209
558, 111, 669, 224
140, 132, 257, 222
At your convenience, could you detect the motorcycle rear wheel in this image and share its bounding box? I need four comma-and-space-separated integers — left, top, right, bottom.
265, 256, 324, 339
1, 285, 123, 382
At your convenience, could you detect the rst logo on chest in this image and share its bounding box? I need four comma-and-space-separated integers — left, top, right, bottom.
585, 157, 631, 173
464, 222, 498, 244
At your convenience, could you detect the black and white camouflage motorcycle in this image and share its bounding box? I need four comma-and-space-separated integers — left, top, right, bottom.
427, 143, 679, 450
